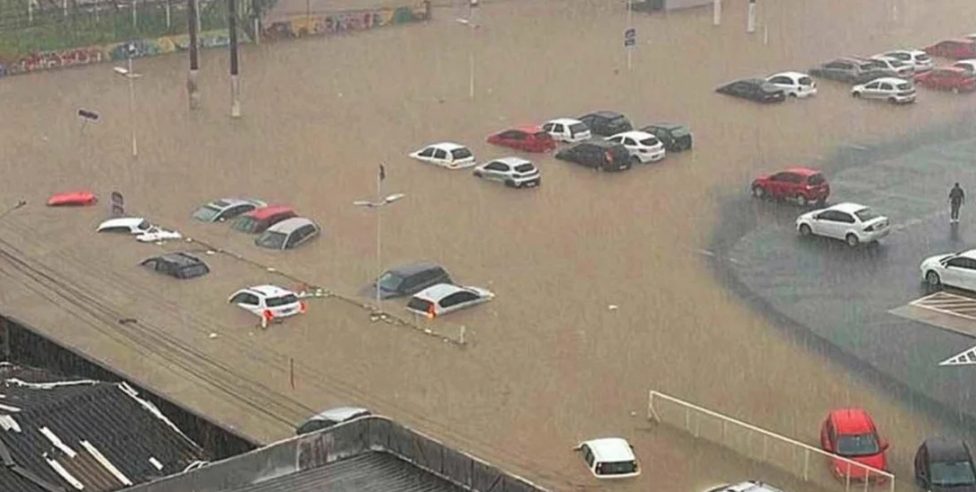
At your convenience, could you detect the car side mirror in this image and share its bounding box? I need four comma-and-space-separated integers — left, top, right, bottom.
880, 439, 890, 451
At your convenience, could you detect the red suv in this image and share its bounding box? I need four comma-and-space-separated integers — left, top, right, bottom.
486, 126, 556, 153
820, 408, 889, 482
915, 67, 976, 92
751, 167, 829, 206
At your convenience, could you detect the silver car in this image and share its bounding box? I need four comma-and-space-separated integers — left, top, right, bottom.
473, 157, 541, 188
255, 217, 320, 250
705, 481, 785, 492
193, 197, 266, 222
406, 283, 494, 318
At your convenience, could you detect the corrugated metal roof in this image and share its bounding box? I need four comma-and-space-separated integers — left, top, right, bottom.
0, 364, 207, 492
228, 452, 466, 492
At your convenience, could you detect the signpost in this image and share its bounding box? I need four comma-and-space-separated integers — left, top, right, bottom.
624, 27, 636, 70
77, 109, 99, 134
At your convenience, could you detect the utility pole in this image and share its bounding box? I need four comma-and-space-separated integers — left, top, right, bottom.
187, 0, 201, 110
746, 0, 756, 33
229, 0, 241, 118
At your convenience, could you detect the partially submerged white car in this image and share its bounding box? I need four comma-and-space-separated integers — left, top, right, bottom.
406, 283, 493, 318
409, 142, 476, 169
473, 157, 541, 188
542, 118, 592, 143
766, 71, 817, 97
704, 481, 786, 492
851, 77, 916, 104
605, 131, 666, 163
574, 438, 640, 479
228, 285, 305, 320
875, 49, 934, 72
796, 202, 890, 247
97, 217, 181, 243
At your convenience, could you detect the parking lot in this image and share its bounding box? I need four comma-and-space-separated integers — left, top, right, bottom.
4, 0, 976, 490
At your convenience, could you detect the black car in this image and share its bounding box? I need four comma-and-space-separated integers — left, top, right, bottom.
554, 140, 632, 172
140, 253, 210, 279
916, 437, 976, 492
640, 123, 693, 152
578, 111, 633, 137
365, 262, 452, 300
716, 79, 786, 103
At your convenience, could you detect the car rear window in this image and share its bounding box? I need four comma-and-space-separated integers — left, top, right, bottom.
267, 294, 298, 307
232, 216, 258, 232
639, 137, 660, 146
798, 76, 813, 85
532, 132, 550, 140
854, 208, 879, 222
569, 123, 588, 135
407, 297, 434, 313
896, 82, 912, 90
807, 174, 825, 185
192, 205, 221, 221
917, 53, 931, 61
514, 163, 535, 173
256, 231, 287, 249
596, 460, 638, 475
451, 148, 472, 160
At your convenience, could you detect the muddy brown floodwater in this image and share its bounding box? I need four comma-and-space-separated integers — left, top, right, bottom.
3, 0, 976, 490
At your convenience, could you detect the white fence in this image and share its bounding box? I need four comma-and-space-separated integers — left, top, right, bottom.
647, 391, 895, 492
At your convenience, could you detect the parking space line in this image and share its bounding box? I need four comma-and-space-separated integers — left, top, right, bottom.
909, 292, 976, 323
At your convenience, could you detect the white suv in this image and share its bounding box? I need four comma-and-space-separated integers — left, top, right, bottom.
796, 202, 890, 247
473, 157, 541, 188
766, 71, 817, 98
574, 438, 640, 479
228, 285, 304, 319
852, 77, 915, 104
542, 118, 591, 143
605, 131, 666, 163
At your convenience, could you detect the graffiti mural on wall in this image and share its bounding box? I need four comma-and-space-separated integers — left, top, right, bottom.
0, 30, 234, 78
262, 4, 428, 41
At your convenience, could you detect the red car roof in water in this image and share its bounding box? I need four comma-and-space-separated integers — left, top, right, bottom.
830, 408, 875, 434
244, 205, 294, 220
515, 125, 545, 134
47, 191, 97, 206
783, 166, 821, 176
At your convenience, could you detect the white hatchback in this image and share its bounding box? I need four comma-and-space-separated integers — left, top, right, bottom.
852, 77, 916, 103
921, 249, 976, 291
405, 283, 493, 318
542, 118, 591, 143
875, 49, 934, 72
605, 131, 666, 163
473, 157, 541, 188
766, 71, 817, 98
574, 438, 640, 479
228, 285, 305, 319
704, 481, 786, 492
796, 202, 890, 247
409, 142, 476, 169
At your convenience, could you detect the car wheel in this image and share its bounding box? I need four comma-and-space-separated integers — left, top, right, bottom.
505, 180, 517, 188
752, 186, 766, 199
473, 170, 482, 178
845, 234, 860, 247
852, 91, 861, 98
888, 96, 898, 103
926, 270, 942, 287
796, 195, 809, 207
799, 224, 812, 237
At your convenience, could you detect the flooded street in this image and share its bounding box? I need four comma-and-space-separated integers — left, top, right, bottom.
3, 0, 976, 490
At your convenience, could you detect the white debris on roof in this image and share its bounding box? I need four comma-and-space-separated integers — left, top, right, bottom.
0, 415, 21, 432
45, 454, 84, 490
5, 378, 98, 389
40, 426, 77, 458
81, 440, 133, 486
148, 456, 163, 470
0, 403, 20, 412
118, 382, 193, 442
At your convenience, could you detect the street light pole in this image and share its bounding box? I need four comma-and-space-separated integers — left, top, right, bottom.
354, 187, 405, 307
126, 55, 137, 157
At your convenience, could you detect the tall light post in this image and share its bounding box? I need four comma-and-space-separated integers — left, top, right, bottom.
456, 0, 478, 100
354, 167, 405, 305
113, 45, 140, 158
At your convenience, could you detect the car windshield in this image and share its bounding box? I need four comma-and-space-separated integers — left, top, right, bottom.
862, 61, 885, 70
232, 216, 258, 232
932, 461, 976, 486
896, 82, 912, 90
266, 294, 298, 307
854, 209, 879, 222
670, 127, 690, 137
514, 163, 535, 173
597, 460, 638, 475
377, 272, 404, 291
451, 148, 472, 160
807, 174, 825, 185
569, 123, 588, 134
255, 231, 287, 249
836, 434, 880, 456
192, 205, 222, 221
609, 116, 628, 125
137, 219, 151, 230
639, 137, 660, 146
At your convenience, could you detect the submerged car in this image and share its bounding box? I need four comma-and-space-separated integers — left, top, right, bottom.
921, 249, 976, 291
473, 157, 541, 188
875, 49, 933, 72
796, 202, 890, 247
765, 71, 818, 97
254, 217, 320, 250
409, 142, 476, 169
555, 140, 632, 172
296, 407, 371, 435
192, 198, 266, 223
232, 205, 297, 234
751, 167, 829, 206
47, 190, 96, 207
486, 126, 555, 153
851, 77, 916, 104
925, 39, 976, 59
406, 283, 494, 318
915, 67, 976, 93
704, 481, 785, 492
140, 253, 210, 279
915, 437, 976, 492
574, 438, 640, 479
542, 118, 592, 143
640, 123, 693, 152
715, 79, 786, 103
809, 57, 895, 83
228, 285, 304, 319
96, 217, 153, 234
820, 408, 890, 481
368, 262, 452, 300
605, 131, 665, 163
577, 111, 633, 137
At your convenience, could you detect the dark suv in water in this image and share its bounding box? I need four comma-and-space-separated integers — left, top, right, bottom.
578, 111, 633, 137
366, 262, 452, 300
555, 140, 632, 172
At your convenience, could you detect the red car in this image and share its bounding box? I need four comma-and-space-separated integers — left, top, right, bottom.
924, 39, 976, 59
915, 67, 976, 92
751, 167, 829, 206
820, 408, 889, 481
486, 126, 556, 153
47, 190, 97, 206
